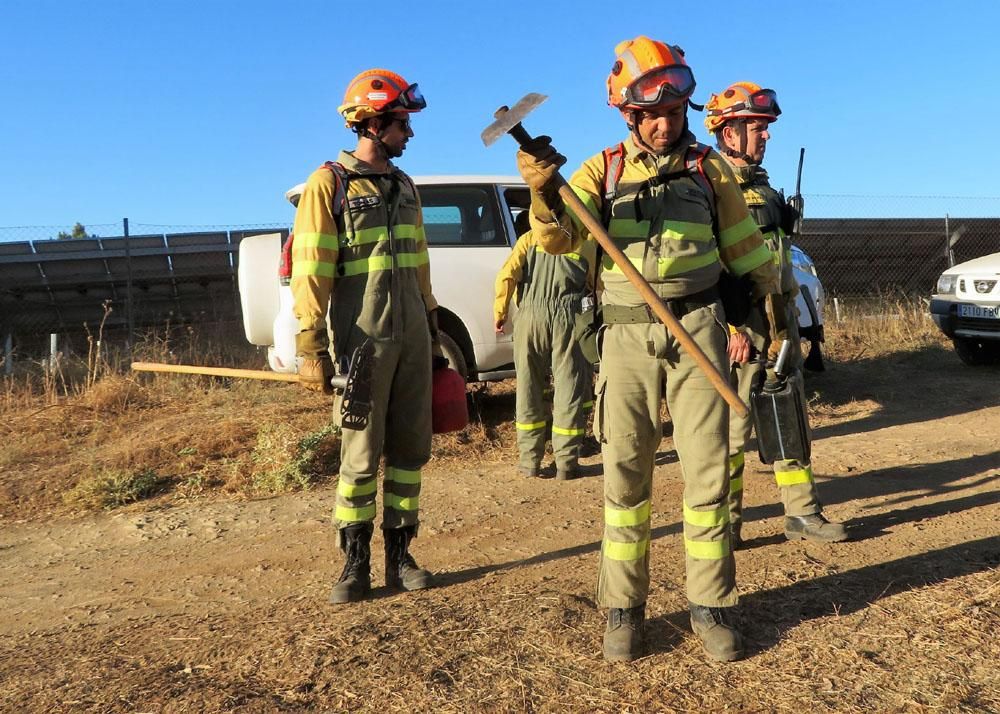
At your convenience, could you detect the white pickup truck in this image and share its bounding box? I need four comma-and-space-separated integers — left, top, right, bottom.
930, 251, 1000, 365
238, 176, 825, 380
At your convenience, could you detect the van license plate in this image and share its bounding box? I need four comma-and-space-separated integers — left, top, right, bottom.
958, 304, 1000, 319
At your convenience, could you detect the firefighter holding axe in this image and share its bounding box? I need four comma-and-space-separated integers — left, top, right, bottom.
483, 36, 788, 663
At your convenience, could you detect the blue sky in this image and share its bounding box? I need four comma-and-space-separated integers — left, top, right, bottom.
2, 0, 999, 233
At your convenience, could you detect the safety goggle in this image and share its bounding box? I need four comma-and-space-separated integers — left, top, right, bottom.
721, 88, 781, 118
624, 65, 696, 107
385, 83, 427, 112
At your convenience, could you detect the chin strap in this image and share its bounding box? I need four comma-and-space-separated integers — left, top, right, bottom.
722, 119, 757, 165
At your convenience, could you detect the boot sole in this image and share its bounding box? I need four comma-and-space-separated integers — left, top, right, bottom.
784, 530, 849, 543
329, 587, 371, 604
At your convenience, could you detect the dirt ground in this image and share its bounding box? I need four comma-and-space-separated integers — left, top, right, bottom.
1, 340, 998, 712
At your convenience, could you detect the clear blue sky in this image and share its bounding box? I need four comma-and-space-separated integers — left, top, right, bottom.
3, 0, 999, 233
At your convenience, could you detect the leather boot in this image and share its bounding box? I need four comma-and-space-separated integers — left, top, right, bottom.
384, 525, 433, 591
731, 522, 744, 551
329, 523, 372, 604
784, 513, 848, 543
689, 603, 744, 662
603, 604, 645, 662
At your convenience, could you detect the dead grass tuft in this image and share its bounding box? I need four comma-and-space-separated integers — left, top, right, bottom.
62, 467, 165, 510
249, 421, 340, 494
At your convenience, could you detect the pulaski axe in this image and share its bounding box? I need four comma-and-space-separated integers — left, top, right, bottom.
132, 339, 376, 430
482, 94, 748, 417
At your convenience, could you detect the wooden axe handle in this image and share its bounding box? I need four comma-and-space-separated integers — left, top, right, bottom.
131, 362, 300, 382
555, 181, 748, 418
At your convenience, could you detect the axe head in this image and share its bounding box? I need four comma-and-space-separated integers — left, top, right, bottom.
480, 92, 548, 146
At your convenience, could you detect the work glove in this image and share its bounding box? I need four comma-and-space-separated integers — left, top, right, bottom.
296, 329, 335, 394
516, 135, 566, 204
764, 293, 789, 362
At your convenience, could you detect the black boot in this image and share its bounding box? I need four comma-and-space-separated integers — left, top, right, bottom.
689, 603, 744, 662
329, 523, 372, 604
603, 604, 645, 662
384, 525, 433, 591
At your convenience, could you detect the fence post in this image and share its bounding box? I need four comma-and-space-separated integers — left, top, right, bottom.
123, 217, 135, 353
945, 214, 954, 267
3, 333, 11, 376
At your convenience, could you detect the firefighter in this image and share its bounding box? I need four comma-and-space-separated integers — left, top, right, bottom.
291, 69, 438, 604
704, 82, 847, 548
494, 212, 598, 480
515, 36, 788, 662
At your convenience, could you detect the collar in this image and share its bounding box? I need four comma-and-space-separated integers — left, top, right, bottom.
725, 159, 769, 188
337, 149, 398, 176
622, 130, 699, 169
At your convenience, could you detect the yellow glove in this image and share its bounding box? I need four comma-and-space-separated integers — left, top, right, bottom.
299, 355, 334, 394
516, 135, 566, 203
296, 329, 334, 394
764, 293, 789, 361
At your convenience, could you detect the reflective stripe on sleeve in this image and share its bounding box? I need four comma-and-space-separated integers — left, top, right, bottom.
293, 231, 341, 251
292, 259, 337, 279
719, 215, 758, 248
726, 243, 772, 277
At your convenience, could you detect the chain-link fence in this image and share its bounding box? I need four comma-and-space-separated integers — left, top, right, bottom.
798, 195, 1000, 298
2, 195, 1000, 369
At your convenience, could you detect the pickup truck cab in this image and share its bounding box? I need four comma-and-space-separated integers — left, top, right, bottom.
930, 252, 1000, 365
240, 177, 529, 381
238, 176, 826, 380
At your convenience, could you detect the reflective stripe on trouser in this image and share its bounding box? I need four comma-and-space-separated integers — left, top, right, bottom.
596, 301, 736, 609
514, 299, 592, 472
727, 305, 821, 520
333, 292, 432, 531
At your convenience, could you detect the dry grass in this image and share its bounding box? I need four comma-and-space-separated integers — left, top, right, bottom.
0, 297, 959, 518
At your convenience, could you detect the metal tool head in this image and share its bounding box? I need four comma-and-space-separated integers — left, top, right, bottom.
480, 93, 548, 147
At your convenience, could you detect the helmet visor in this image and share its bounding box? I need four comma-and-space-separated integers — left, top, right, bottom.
626, 65, 696, 107
746, 88, 781, 117
388, 83, 427, 112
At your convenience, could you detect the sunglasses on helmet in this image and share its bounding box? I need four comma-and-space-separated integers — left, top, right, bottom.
723, 88, 781, 118
385, 83, 427, 112
624, 65, 696, 107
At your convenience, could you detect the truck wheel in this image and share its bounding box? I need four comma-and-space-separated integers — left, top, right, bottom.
438, 330, 469, 382
953, 337, 1000, 366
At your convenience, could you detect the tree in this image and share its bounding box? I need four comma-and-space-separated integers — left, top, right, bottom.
56, 222, 96, 240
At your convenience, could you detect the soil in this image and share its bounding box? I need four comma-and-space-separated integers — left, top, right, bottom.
1, 342, 998, 712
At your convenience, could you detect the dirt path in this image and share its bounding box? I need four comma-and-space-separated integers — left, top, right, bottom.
2, 348, 998, 712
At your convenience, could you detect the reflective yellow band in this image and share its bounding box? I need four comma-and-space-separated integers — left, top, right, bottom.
582, 400, 594, 410
662, 220, 714, 243
775, 467, 813, 486
727, 243, 772, 277
335, 504, 376, 522
603, 536, 650, 561
386, 466, 421, 484
719, 215, 758, 248
729, 476, 743, 495
729, 452, 745, 474
683, 501, 730, 529
516, 421, 547, 431
605, 500, 651, 528
535, 246, 582, 262
570, 186, 600, 220
657, 249, 719, 278
684, 536, 729, 560
552, 425, 585, 436
293, 231, 341, 251
384, 493, 419, 512
292, 259, 337, 279
340, 250, 429, 277
338, 479, 377, 498
346, 223, 421, 247
608, 219, 713, 243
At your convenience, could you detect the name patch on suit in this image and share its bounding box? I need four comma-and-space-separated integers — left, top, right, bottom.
349, 194, 382, 210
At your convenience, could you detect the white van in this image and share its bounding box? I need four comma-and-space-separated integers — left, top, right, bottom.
238, 177, 826, 380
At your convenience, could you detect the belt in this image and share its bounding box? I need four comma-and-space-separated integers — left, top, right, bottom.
601, 285, 719, 324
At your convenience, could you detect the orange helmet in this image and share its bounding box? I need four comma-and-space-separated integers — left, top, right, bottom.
338, 69, 426, 126
704, 82, 780, 134
607, 36, 696, 110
